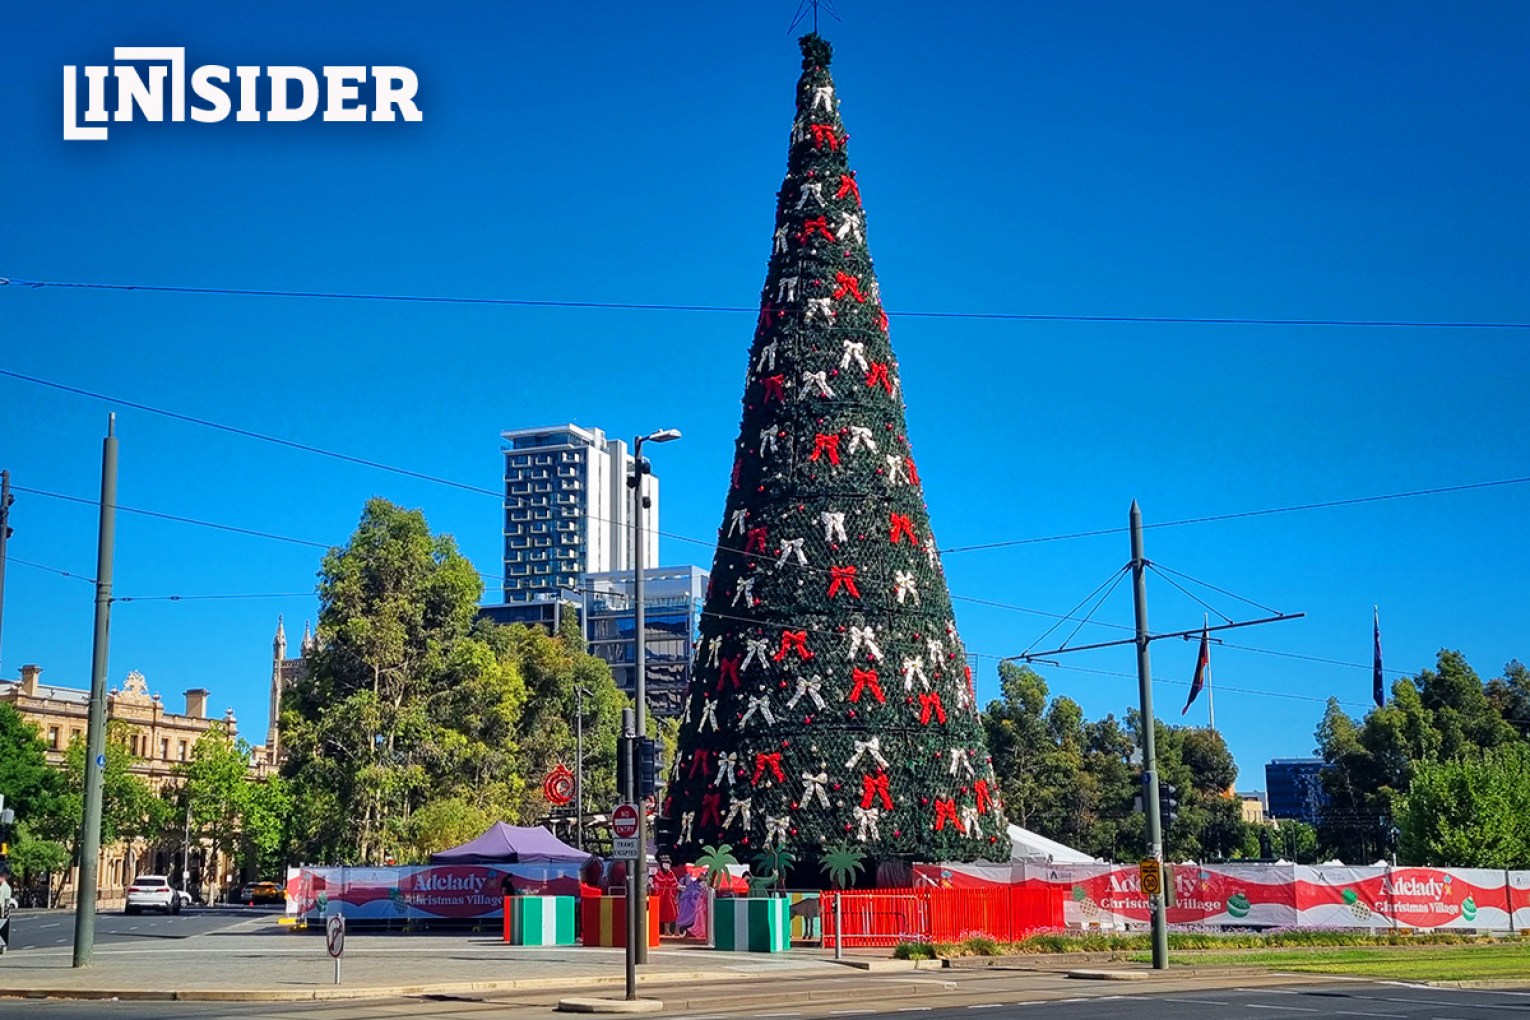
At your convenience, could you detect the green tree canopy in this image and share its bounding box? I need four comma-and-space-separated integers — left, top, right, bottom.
1398, 743, 1530, 868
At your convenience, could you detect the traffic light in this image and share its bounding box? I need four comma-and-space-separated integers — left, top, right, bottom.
0, 802, 15, 864
635, 737, 660, 799
1158, 782, 1180, 828
653, 811, 678, 851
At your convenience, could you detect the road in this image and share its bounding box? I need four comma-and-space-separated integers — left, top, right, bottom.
2, 974, 1527, 1020
2, 906, 281, 953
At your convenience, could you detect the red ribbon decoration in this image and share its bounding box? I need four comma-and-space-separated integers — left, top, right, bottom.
753, 752, 786, 784
905, 456, 921, 488
717, 654, 742, 691
965, 664, 976, 705
918, 691, 947, 725
744, 526, 769, 554
876, 306, 889, 333
860, 772, 894, 811
800, 215, 835, 243
756, 301, 776, 337
865, 361, 893, 395
773, 629, 814, 662
826, 565, 860, 599
836, 173, 861, 204
849, 667, 884, 703
890, 513, 919, 546
689, 747, 716, 779
810, 432, 841, 465
700, 792, 723, 828
730, 457, 742, 490
933, 796, 965, 833
809, 123, 841, 150
974, 778, 992, 815
761, 373, 786, 402
832, 271, 866, 303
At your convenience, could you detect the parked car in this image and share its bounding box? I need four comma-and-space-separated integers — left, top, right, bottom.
237, 881, 285, 905
173, 887, 194, 908
125, 875, 180, 915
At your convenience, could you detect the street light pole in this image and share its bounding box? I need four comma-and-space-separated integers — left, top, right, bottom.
1130, 501, 1169, 971
575, 685, 591, 851
629, 428, 679, 966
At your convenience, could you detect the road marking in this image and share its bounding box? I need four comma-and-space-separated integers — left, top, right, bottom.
1156, 999, 1230, 1006
829, 1011, 876, 1015
897, 1009, 933, 1013
967, 1005, 1004, 1010
754, 1013, 802, 1017
1376, 997, 1530, 1013
39, 923, 60, 929
1244, 1006, 1319, 1013
1334, 1012, 1405, 1018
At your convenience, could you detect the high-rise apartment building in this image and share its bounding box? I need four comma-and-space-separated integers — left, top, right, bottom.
1264, 758, 1332, 825
500, 424, 658, 602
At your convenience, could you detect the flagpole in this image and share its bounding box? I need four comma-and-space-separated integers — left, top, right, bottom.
1204, 612, 1216, 732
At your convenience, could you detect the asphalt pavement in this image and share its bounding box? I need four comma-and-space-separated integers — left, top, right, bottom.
3, 978, 1528, 1020
2, 906, 283, 952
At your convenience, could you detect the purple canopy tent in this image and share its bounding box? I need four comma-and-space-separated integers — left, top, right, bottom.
429, 822, 590, 865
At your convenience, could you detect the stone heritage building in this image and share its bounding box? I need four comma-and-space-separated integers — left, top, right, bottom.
0, 617, 308, 904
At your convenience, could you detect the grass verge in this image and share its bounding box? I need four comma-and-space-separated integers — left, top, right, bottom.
1128, 942, 1530, 981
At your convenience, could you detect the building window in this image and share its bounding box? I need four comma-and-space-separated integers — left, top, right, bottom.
71, 727, 83, 744
47, 726, 59, 749
160, 737, 170, 759
178, 740, 188, 761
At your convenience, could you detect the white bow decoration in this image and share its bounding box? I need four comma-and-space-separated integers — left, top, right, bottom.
699, 700, 720, 732
717, 751, 739, 787
786, 675, 825, 710
846, 425, 876, 453
948, 748, 974, 778
741, 695, 775, 728
741, 637, 771, 673
680, 811, 695, 843
801, 771, 830, 808
961, 805, 983, 838
723, 796, 753, 830
902, 657, 930, 691
777, 538, 807, 566
853, 805, 881, 841
847, 625, 883, 662
846, 736, 890, 770
764, 815, 791, 848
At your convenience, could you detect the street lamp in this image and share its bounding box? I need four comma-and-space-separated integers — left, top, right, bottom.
574, 685, 593, 851
629, 427, 679, 965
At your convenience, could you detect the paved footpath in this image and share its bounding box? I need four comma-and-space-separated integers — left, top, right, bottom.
0, 913, 943, 1002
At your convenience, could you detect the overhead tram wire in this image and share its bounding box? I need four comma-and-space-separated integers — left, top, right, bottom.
6, 276, 1530, 330
10, 556, 96, 584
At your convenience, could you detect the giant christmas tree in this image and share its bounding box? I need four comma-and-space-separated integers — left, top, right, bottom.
661, 34, 1007, 868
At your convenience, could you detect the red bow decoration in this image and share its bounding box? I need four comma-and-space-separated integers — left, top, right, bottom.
860, 771, 894, 811
810, 432, 841, 465
905, 456, 921, 488
890, 513, 919, 546
756, 302, 776, 337
832, 271, 866, 303
700, 792, 723, 828
773, 629, 814, 662
730, 458, 742, 490
809, 123, 841, 150
965, 664, 976, 704
800, 215, 835, 243
918, 691, 947, 725
761, 374, 786, 402
865, 361, 893, 395
933, 796, 965, 833
826, 565, 860, 599
849, 666, 884, 703
975, 778, 992, 815
689, 748, 716, 779
876, 306, 889, 333
716, 654, 742, 691
744, 526, 769, 554
753, 752, 786, 784
836, 173, 861, 204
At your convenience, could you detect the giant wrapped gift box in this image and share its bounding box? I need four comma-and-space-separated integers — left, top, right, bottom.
714, 896, 790, 953
503, 895, 576, 946
580, 894, 660, 947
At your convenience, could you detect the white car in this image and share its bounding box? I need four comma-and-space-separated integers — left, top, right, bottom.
124, 875, 181, 915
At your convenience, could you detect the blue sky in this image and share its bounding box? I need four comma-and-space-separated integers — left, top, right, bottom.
3, 2, 1528, 791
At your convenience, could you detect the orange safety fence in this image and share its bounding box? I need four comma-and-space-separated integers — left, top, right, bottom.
823, 884, 1063, 948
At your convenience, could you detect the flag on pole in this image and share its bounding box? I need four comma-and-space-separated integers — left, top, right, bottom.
1182, 622, 1210, 715
1372, 607, 1384, 707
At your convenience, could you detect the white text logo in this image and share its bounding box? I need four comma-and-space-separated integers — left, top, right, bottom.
64, 47, 422, 141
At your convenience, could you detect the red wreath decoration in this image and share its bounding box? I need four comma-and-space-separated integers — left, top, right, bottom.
543, 763, 575, 806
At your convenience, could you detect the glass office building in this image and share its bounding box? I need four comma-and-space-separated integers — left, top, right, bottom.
1264, 757, 1332, 825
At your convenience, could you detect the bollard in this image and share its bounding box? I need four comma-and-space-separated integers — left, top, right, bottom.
833, 893, 843, 961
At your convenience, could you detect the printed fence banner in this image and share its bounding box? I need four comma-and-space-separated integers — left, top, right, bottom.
1296, 866, 1512, 930
288, 864, 583, 922
505, 895, 576, 945
1510, 870, 1530, 931
714, 896, 790, 952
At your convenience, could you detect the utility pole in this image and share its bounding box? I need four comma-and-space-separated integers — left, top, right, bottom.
1007, 500, 1303, 972
0, 469, 12, 668
73, 414, 118, 968
1129, 501, 1169, 971
575, 686, 591, 851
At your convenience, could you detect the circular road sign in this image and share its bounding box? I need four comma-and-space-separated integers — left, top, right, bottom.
325, 914, 346, 958
612, 802, 640, 839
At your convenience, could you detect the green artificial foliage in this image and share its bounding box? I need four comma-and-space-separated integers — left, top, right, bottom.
695, 843, 739, 888
818, 841, 866, 889
661, 34, 1008, 870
